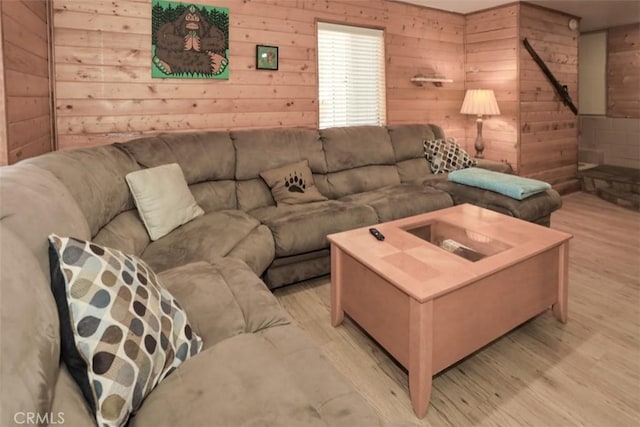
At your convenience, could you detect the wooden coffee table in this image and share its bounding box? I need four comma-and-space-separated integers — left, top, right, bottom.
327, 204, 572, 418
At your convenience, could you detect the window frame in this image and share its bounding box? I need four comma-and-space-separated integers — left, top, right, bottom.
316, 21, 388, 129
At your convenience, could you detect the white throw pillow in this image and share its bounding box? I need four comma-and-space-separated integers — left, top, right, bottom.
125, 163, 204, 241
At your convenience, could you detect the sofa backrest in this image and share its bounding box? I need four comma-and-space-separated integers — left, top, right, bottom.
231, 127, 327, 211
116, 131, 238, 214
22, 145, 149, 258
0, 164, 92, 425
23, 145, 140, 238
10, 124, 445, 255
387, 124, 444, 183
317, 126, 401, 199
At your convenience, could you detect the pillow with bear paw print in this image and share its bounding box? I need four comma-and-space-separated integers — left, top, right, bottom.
260, 160, 328, 206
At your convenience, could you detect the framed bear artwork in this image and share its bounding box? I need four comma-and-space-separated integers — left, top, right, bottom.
152, 1, 229, 79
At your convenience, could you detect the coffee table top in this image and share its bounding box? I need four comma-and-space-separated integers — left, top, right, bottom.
327, 204, 572, 303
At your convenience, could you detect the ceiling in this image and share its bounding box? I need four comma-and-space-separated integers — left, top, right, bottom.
400, 0, 640, 32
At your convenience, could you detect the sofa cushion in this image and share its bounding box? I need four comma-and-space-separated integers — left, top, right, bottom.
225, 224, 276, 275
0, 164, 91, 276
129, 325, 387, 427
140, 210, 272, 274
233, 127, 327, 180
189, 180, 237, 212
0, 226, 61, 427
126, 164, 205, 241
407, 173, 449, 186
93, 210, 151, 258
340, 184, 453, 222
48, 235, 203, 427
117, 131, 236, 184
318, 126, 402, 199
260, 160, 328, 205
425, 138, 476, 174
236, 179, 276, 212
320, 125, 395, 172
388, 124, 446, 183
395, 158, 433, 183
250, 201, 378, 257
387, 124, 444, 162
23, 145, 140, 237
233, 128, 326, 211
315, 165, 401, 199
158, 259, 290, 350
50, 364, 97, 427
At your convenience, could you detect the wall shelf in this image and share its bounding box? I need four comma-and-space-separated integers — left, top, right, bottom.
410, 75, 453, 87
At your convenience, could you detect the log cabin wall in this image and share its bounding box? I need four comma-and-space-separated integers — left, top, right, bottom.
0, 6, 7, 165
518, 3, 579, 190
579, 23, 640, 169
0, 0, 53, 166
464, 4, 519, 171
51, 0, 466, 150
607, 23, 640, 118
464, 2, 579, 190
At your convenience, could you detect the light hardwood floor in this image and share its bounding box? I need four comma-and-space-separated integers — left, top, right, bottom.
274, 192, 640, 427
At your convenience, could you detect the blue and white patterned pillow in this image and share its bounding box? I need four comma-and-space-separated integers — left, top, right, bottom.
48, 234, 202, 427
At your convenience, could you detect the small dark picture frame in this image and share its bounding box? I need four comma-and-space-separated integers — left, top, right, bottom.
256, 45, 279, 70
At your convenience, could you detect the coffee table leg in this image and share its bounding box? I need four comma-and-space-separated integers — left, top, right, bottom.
409, 298, 433, 419
331, 245, 345, 327
552, 242, 569, 323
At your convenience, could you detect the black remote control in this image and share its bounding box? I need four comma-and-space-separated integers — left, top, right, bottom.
369, 227, 385, 241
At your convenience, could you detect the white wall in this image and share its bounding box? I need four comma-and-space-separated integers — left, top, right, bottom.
578, 32, 607, 115
580, 116, 640, 168
578, 29, 640, 169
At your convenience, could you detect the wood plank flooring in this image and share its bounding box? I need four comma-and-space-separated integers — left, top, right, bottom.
274, 192, 640, 427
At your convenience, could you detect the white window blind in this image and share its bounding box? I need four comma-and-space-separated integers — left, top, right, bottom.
317, 22, 386, 129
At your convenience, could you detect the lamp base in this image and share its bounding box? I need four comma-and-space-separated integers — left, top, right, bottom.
474, 116, 484, 159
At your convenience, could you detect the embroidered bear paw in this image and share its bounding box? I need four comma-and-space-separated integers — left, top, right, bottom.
284, 172, 306, 193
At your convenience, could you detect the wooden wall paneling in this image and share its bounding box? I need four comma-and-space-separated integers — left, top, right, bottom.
522, 164, 577, 186
363, 0, 463, 132
53, 0, 316, 148
1, 0, 52, 164
607, 23, 640, 118
23, 0, 48, 22
519, 3, 578, 189
52, 0, 466, 149
0, 1, 8, 166
465, 4, 519, 169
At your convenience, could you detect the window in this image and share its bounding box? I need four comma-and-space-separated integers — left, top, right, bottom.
317, 22, 386, 128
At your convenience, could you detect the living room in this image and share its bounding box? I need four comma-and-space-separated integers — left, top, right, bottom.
0, 0, 638, 426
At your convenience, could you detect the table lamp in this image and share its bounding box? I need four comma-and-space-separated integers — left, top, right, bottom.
460, 89, 500, 159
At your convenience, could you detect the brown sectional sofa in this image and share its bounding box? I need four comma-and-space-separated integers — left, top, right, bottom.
0, 123, 561, 426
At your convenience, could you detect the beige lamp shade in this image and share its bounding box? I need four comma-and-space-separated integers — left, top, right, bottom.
460, 89, 501, 116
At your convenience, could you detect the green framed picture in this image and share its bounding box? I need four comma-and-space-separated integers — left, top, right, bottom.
151, 1, 229, 79
256, 45, 279, 70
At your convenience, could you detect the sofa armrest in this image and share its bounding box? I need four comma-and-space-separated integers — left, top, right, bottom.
429, 180, 562, 226
474, 158, 513, 174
